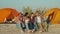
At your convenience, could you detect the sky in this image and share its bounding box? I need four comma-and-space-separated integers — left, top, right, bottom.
0, 0, 60, 12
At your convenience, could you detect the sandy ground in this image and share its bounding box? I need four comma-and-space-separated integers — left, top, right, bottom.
0, 24, 60, 34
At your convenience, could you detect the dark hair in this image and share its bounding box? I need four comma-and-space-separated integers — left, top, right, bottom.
31, 12, 33, 14
24, 12, 28, 16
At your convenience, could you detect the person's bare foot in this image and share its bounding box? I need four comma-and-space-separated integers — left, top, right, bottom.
32, 29, 35, 33
28, 30, 31, 33
39, 31, 43, 33
21, 30, 24, 32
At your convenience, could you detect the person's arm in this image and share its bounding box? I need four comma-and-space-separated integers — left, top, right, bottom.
44, 16, 48, 22
19, 17, 24, 24
12, 17, 16, 21
40, 15, 44, 19
14, 17, 20, 24
4, 18, 7, 22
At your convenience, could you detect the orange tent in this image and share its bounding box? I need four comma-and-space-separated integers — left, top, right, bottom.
0, 8, 19, 23
44, 8, 60, 24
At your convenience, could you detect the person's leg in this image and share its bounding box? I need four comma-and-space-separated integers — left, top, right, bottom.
16, 23, 20, 28
30, 22, 34, 30
25, 23, 29, 30
25, 23, 31, 32
46, 22, 50, 32
37, 23, 43, 32
34, 22, 38, 31
41, 19, 45, 32
37, 23, 40, 30
21, 23, 26, 32
30, 22, 35, 32
41, 22, 45, 32
16, 23, 24, 32
43, 21, 50, 32
43, 22, 47, 32
20, 23, 25, 32
16, 23, 22, 29
32, 23, 34, 29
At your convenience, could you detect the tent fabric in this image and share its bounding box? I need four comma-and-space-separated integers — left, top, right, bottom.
44, 8, 60, 24
0, 8, 19, 23
3, 8, 19, 17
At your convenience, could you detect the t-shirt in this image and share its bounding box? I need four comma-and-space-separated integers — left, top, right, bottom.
31, 16, 35, 23
19, 16, 24, 23
36, 16, 41, 23
25, 19, 29, 23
